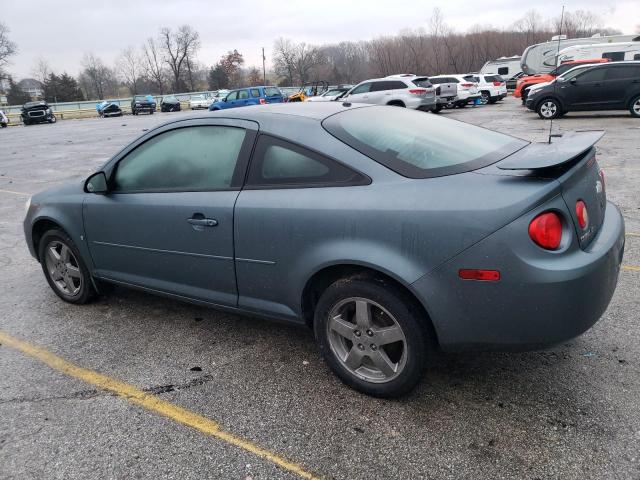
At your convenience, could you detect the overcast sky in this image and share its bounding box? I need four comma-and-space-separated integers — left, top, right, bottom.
3, 0, 639, 79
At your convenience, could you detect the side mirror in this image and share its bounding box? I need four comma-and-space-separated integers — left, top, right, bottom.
85, 171, 109, 194
570, 77, 577, 84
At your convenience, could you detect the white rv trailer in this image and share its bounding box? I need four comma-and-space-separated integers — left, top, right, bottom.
520, 33, 640, 74
479, 56, 522, 79
557, 42, 640, 65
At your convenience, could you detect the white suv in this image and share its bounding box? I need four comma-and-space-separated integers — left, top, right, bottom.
342, 75, 436, 111
429, 75, 481, 107
464, 74, 507, 104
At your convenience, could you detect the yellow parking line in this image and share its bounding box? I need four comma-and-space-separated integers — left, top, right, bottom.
622, 265, 640, 272
0, 188, 29, 197
0, 331, 320, 480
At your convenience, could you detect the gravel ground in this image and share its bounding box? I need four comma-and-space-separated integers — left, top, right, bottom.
0, 98, 638, 479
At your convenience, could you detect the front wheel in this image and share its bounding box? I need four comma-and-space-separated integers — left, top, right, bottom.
39, 230, 96, 304
314, 278, 429, 397
537, 98, 561, 119
629, 95, 640, 118
48, 115, 56, 123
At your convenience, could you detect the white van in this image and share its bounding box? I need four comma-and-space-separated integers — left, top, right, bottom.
557, 42, 640, 65
480, 56, 522, 79
520, 33, 640, 74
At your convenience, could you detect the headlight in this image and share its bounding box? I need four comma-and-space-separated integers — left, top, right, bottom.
46, 108, 52, 114
24, 196, 32, 214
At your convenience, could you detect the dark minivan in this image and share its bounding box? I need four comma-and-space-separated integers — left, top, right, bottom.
527, 61, 640, 119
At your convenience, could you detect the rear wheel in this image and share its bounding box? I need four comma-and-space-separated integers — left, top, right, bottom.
630, 95, 640, 118
39, 230, 96, 304
314, 278, 429, 397
537, 98, 561, 119
431, 104, 443, 113
480, 91, 490, 104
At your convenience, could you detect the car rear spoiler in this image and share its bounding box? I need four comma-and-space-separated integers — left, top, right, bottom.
498, 130, 604, 170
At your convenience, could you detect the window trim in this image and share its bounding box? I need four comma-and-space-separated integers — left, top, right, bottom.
108, 124, 257, 194
243, 134, 371, 190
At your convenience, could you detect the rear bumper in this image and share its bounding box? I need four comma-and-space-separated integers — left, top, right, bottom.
412, 201, 625, 351
407, 96, 436, 109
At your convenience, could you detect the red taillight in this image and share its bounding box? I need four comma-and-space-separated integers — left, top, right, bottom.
493, 81, 502, 86
528, 211, 563, 250
408, 89, 426, 95
460, 83, 473, 88
575, 200, 589, 229
259, 98, 266, 105
459, 269, 501, 281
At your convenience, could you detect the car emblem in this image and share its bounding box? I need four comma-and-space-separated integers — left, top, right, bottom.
595, 180, 603, 195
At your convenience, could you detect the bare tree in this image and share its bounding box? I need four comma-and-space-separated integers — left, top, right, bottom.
80, 53, 117, 100
0, 22, 17, 78
247, 67, 262, 86
142, 37, 166, 94
31, 56, 52, 85
159, 25, 200, 92
117, 47, 143, 95
273, 37, 297, 86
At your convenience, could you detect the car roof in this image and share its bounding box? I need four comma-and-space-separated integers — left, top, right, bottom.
214, 101, 371, 121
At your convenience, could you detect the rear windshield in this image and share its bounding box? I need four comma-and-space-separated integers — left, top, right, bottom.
484, 75, 503, 82
463, 75, 479, 82
323, 106, 528, 178
411, 77, 432, 87
264, 87, 282, 97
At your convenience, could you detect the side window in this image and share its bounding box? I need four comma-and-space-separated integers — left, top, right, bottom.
577, 68, 606, 82
497, 67, 509, 75
370, 81, 388, 92
351, 82, 372, 95
389, 81, 407, 89
602, 51, 625, 61
250, 89, 261, 98
226, 91, 238, 101
114, 126, 247, 192
634, 54, 640, 61
238, 90, 249, 99
246, 136, 365, 187
605, 66, 636, 80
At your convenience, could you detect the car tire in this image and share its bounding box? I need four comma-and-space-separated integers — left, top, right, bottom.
480, 91, 490, 104
48, 115, 56, 124
488, 97, 498, 104
431, 105, 443, 113
38, 229, 96, 304
536, 98, 561, 119
313, 277, 429, 398
457, 101, 467, 108
629, 95, 640, 118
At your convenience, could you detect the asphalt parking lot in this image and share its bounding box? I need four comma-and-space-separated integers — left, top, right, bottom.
1, 98, 639, 480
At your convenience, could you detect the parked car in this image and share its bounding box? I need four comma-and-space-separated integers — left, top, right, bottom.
23, 102, 624, 397
131, 95, 156, 115
341, 76, 436, 111
211, 90, 230, 103
515, 58, 610, 104
520, 33, 640, 75
96, 101, 123, 118
208, 86, 284, 111
463, 74, 507, 104
21, 101, 56, 125
189, 95, 211, 110
526, 61, 640, 119
506, 71, 526, 90
480, 56, 522, 80
0, 109, 8, 128
160, 95, 181, 112
429, 75, 481, 107
305, 85, 353, 102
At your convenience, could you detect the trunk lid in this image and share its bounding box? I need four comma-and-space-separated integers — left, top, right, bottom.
497, 131, 606, 249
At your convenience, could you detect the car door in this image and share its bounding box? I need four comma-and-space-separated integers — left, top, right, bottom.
223, 90, 239, 108
366, 81, 391, 104
344, 82, 373, 104
238, 89, 251, 106
233, 134, 369, 319
601, 65, 638, 108
561, 67, 607, 109
83, 118, 257, 306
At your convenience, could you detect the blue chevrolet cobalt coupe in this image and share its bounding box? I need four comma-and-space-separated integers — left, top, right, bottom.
23, 103, 624, 397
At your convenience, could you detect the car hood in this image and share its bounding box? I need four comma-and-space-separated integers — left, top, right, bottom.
31, 179, 85, 203
22, 104, 49, 111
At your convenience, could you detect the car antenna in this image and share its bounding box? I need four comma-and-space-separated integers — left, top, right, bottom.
549, 5, 565, 144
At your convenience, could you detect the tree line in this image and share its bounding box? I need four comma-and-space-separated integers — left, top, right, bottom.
0, 8, 633, 104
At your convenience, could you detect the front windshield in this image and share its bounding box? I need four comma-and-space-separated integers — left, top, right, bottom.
323, 89, 344, 97
558, 66, 591, 82
192, 95, 204, 100
134, 96, 146, 101
164, 96, 177, 102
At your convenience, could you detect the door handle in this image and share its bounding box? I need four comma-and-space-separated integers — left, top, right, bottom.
187, 217, 218, 227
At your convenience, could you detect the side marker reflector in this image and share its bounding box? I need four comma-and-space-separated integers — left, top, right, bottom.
459, 269, 501, 281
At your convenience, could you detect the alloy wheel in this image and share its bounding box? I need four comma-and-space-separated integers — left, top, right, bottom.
43, 240, 83, 296
633, 99, 640, 115
540, 101, 557, 118
327, 297, 407, 383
